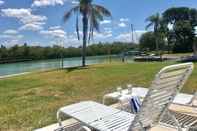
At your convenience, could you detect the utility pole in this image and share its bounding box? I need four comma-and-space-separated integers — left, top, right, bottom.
130, 24, 134, 44
61, 39, 64, 69
57, 38, 64, 69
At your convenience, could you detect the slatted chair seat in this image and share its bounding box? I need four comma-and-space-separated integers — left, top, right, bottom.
57, 63, 194, 131
160, 111, 197, 129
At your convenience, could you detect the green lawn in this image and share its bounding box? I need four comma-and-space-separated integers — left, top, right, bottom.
0, 62, 197, 131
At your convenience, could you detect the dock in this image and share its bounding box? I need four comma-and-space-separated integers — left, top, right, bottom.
134, 56, 180, 62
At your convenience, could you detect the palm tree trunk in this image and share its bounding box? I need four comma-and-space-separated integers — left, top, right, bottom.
167, 36, 170, 54
155, 33, 159, 55
156, 38, 159, 55
154, 26, 159, 55
193, 43, 197, 55
82, 13, 88, 67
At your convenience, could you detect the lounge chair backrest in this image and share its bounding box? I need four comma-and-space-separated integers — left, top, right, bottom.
129, 63, 194, 131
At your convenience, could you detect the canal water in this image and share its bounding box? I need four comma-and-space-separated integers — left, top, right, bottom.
0, 55, 133, 77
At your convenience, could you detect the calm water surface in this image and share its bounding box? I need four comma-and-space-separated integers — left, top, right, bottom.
0, 55, 133, 77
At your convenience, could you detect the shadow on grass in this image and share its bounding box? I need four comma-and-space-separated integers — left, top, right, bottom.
63, 66, 91, 73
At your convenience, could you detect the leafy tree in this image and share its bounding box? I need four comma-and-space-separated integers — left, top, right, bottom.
0, 42, 138, 64
63, 0, 111, 66
23, 43, 30, 57
139, 32, 157, 51
173, 20, 194, 53
9, 45, 19, 58
0, 45, 8, 59
163, 7, 197, 54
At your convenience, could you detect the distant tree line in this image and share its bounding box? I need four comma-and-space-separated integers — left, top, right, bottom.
140, 7, 197, 54
0, 42, 137, 63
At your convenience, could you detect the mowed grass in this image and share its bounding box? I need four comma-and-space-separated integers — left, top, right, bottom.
0, 62, 197, 131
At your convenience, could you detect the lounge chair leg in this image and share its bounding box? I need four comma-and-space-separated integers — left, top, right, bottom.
56, 110, 64, 131
138, 121, 150, 131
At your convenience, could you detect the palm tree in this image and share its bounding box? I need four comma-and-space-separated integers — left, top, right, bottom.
64, 0, 111, 67
146, 13, 162, 55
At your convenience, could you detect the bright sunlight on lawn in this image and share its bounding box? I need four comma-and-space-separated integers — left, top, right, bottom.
0, 62, 197, 131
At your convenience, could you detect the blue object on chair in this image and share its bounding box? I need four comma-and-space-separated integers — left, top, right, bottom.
130, 96, 141, 113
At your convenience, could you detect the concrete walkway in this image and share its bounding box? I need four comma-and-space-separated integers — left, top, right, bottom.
0, 72, 30, 79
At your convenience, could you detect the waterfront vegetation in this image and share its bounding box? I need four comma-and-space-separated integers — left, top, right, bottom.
0, 62, 197, 130
141, 7, 197, 55
0, 42, 137, 64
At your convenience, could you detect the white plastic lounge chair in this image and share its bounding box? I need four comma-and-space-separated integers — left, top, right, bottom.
57, 63, 193, 131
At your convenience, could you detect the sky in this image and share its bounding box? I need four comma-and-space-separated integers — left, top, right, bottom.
0, 0, 197, 47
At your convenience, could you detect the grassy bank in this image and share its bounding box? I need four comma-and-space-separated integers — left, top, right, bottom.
0, 62, 197, 131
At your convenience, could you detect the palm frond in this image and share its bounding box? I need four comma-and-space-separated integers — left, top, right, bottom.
76, 12, 80, 40
63, 6, 80, 22
92, 12, 100, 32
88, 21, 94, 43
87, 4, 111, 42
146, 13, 161, 30
146, 23, 153, 30
89, 7, 100, 42
93, 4, 112, 17
146, 15, 155, 22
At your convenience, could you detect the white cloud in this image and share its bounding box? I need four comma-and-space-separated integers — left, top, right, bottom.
32, 0, 66, 7
0, 34, 23, 39
49, 26, 61, 30
44, 28, 113, 47
0, 29, 23, 39
2, 39, 20, 47
115, 33, 130, 42
19, 22, 45, 31
19, 23, 44, 31
117, 18, 129, 28
0, 0, 4, 6
48, 33, 81, 47
1, 8, 30, 18
118, 22, 127, 27
71, 0, 79, 5
0, 29, 23, 46
94, 30, 112, 39
64, 35, 81, 47
100, 20, 111, 25
115, 30, 146, 43
1, 8, 47, 31
94, 32, 112, 39
39, 27, 82, 47
40, 28, 66, 39
0, 32, 23, 47
3, 29, 18, 35
120, 18, 129, 22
